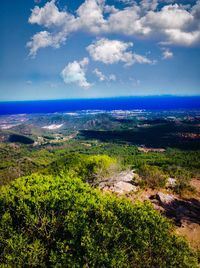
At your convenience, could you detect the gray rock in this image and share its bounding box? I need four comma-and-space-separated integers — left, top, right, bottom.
98, 170, 139, 194
116, 170, 135, 182
156, 192, 175, 204
110, 181, 138, 194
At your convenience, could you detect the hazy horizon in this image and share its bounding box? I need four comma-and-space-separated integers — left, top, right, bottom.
1, 94, 200, 103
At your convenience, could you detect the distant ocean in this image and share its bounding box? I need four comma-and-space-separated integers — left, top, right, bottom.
0, 96, 200, 115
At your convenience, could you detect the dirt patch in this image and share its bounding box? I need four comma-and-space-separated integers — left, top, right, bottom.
176, 222, 200, 250
130, 189, 200, 250
191, 179, 200, 197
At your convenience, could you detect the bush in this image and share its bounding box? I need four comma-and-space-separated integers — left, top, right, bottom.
138, 165, 167, 189
44, 153, 118, 183
167, 166, 194, 195
0, 174, 197, 267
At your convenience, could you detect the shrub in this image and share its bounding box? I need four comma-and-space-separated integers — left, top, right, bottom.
168, 166, 194, 195
0, 174, 197, 267
138, 165, 167, 189
44, 153, 118, 183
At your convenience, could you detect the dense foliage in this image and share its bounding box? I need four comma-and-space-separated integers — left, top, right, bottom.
138, 164, 167, 189
0, 173, 198, 267
43, 153, 118, 183
79, 120, 200, 150
1, 140, 200, 189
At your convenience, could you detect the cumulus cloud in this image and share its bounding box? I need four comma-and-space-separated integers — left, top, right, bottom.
76, 0, 107, 33
162, 29, 200, 46
143, 4, 193, 30
93, 68, 116, 81
87, 38, 153, 66
61, 58, 91, 89
106, 6, 151, 36
27, 0, 200, 56
162, 48, 173, 59
29, 0, 76, 28
26, 30, 66, 57
87, 38, 134, 65
28, 0, 78, 56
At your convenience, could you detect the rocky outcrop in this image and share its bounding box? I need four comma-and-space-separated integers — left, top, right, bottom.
156, 192, 175, 204
150, 192, 200, 226
109, 181, 137, 194
98, 170, 138, 194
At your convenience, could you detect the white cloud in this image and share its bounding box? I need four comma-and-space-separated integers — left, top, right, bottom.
26, 30, 67, 57
143, 4, 193, 30
93, 68, 106, 81
132, 53, 154, 64
27, 31, 53, 57
93, 68, 116, 81
76, 0, 107, 34
162, 29, 200, 46
29, 0, 73, 28
30, 0, 59, 27
87, 38, 133, 65
27, 0, 200, 56
107, 2, 200, 44
61, 58, 91, 89
87, 38, 153, 66
106, 6, 151, 36
27, 0, 78, 56
142, 4, 200, 45
192, 0, 200, 20
162, 47, 173, 59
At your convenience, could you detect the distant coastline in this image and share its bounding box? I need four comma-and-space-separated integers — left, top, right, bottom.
0, 96, 200, 115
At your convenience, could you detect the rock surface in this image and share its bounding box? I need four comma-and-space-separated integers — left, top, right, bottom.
98, 170, 138, 194
110, 181, 137, 194
156, 192, 175, 204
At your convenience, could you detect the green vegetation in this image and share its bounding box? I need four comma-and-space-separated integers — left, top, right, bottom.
1, 141, 200, 196
79, 119, 200, 150
0, 173, 197, 267
138, 165, 167, 189
43, 153, 118, 184
0, 111, 200, 266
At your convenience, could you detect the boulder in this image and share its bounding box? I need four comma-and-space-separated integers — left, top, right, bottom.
119, 171, 134, 182
156, 192, 175, 205
110, 181, 138, 194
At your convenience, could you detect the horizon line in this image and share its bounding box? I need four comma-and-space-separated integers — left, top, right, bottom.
1, 94, 200, 103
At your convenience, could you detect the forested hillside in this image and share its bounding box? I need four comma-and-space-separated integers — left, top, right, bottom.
0, 110, 200, 267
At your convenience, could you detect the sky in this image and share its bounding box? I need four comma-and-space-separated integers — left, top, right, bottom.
0, 0, 200, 101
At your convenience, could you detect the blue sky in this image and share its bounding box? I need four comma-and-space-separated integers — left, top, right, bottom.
0, 0, 200, 101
